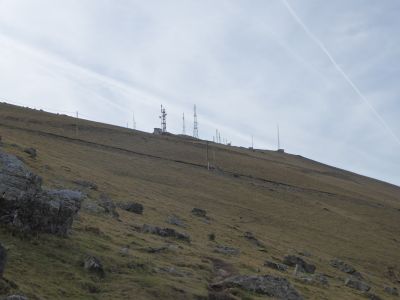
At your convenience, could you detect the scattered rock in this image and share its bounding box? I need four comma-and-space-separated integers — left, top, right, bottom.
83, 256, 104, 277
208, 233, 216, 241
73, 180, 98, 191
330, 259, 362, 279
208, 291, 240, 300
4, 295, 28, 300
0, 150, 82, 236
0, 243, 6, 278
192, 208, 207, 218
154, 266, 192, 277
120, 202, 144, 215
365, 293, 383, 300
23, 147, 37, 158
98, 194, 119, 218
283, 255, 316, 274
166, 215, 186, 228
211, 275, 303, 300
344, 278, 370, 292
386, 266, 400, 284
244, 232, 264, 247
141, 224, 190, 242
293, 268, 329, 287
264, 261, 288, 272
384, 286, 399, 296
119, 247, 130, 257
214, 245, 240, 256
81, 199, 105, 214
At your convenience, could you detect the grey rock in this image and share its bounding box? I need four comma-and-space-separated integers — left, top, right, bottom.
344, 278, 370, 292
4, 295, 28, 300
141, 224, 190, 242
0, 243, 6, 277
73, 180, 98, 191
98, 194, 119, 218
119, 247, 129, 257
293, 270, 329, 286
244, 232, 264, 247
264, 261, 288, 272
384, 286, 399, 296
24, 147, 37, 158
214, 245, 240, 256
191, 208, 207, 218
330, 259, 355, 273
154, 266, 192, 277
0, 150, 82, 236
283, 255, 316, 274
120, 202, 143, 215
211, 275, 303, 300
166, 215, 186, 228
84, 256, 104, 277
365, 293, 383, 300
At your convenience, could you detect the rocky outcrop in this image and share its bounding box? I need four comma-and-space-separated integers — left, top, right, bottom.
283, 255, 316, 274
330, 258, 363, 279
211, 275, 303, 300
0, 150, 82, 236
344, 277, 370, 292
384, 286, 399, 296
264, 261, 288, 272
0, 243, 6, 278
166, 215, 186, 228
120, 202, 143, 215
141, 224, 191, 242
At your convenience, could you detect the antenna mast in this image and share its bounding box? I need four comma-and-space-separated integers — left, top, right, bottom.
193, 105, 199, 138
182, 113, 186, 135
277, 124, 280, 150
160, 105, 167, 133
133, 112, 136, 130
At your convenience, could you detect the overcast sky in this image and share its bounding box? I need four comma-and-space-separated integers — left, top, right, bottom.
0, 0, 399, 186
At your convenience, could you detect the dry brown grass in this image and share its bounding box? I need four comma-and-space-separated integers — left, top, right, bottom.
0, 102, 399, 299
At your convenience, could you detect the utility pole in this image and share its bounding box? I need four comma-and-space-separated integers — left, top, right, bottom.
133, 112, 136, 130
193, 105, 198, 138
75, 111, 79, 136
160, 105, 167, 133
206, 141, 210, 170
277, 124, 280, 150
182, 113, 186, 135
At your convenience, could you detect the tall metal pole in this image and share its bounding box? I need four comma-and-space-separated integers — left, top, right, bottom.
182, 113, 186, 135
193, 105, 198, 138
133, 112, 136, 130
277, 124, 280, 150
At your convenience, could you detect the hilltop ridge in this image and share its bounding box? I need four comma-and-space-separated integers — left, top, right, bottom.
0, 102, 399, 299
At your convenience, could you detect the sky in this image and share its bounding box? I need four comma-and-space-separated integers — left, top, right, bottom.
0, 0, 399, 186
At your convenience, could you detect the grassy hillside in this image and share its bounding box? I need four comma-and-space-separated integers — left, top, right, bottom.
0, 102, 399, 299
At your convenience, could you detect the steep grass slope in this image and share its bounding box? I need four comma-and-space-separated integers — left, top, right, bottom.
0, 102, 399, 299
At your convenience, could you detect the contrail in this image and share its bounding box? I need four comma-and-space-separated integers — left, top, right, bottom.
281, 0, 400, 146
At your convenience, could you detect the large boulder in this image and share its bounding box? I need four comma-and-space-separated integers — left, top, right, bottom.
98, 194, 119, 218
0, 150, 82, 236
211, 275, 303, 300
83, 256, 104, 277
0, 243, 6, 277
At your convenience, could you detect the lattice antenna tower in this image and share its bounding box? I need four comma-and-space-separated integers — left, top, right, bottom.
193, 105, 199, 138
160, 105, 167, 133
